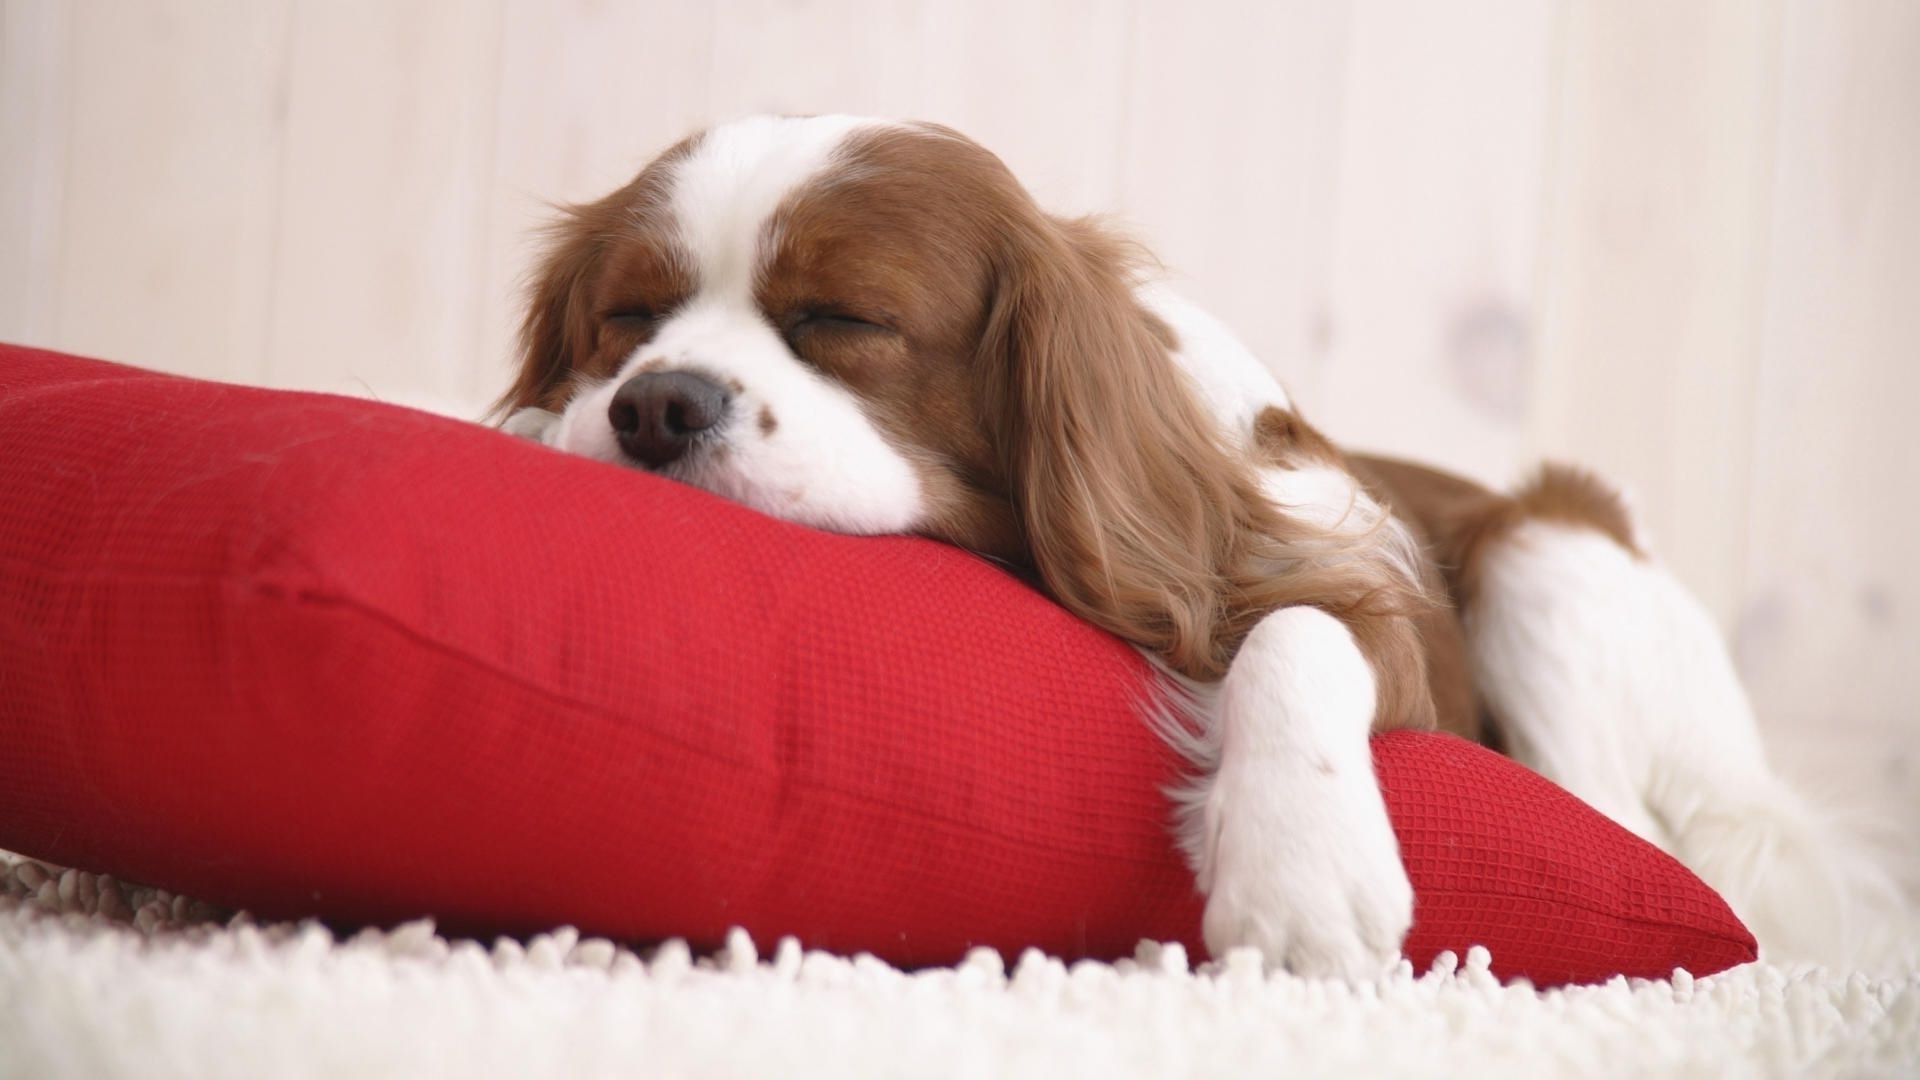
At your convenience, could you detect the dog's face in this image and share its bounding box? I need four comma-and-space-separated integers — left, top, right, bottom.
504, 116, 1050, 558
502, 115, 1292, 679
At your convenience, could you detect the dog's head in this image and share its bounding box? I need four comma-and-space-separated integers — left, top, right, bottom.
500, 115, 1325, 678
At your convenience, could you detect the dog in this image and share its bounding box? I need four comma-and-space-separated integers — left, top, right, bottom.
499, 115, 1909, 975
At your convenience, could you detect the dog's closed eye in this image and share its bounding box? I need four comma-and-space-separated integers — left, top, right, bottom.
604, 309, 660, 332
786, 310, 891, 339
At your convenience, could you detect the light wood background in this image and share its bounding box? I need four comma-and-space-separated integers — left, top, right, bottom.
3, 1, 1915, 828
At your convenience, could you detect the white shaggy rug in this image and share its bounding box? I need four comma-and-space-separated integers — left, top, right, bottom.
1, 853, 1914, 1079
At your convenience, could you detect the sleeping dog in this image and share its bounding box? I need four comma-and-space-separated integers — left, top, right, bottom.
500, 115, 1908, 975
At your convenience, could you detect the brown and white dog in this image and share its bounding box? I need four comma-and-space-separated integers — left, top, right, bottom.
500, 115, 1909, 976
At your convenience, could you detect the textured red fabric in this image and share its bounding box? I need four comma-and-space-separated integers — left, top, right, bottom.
0, 344, 1756, 986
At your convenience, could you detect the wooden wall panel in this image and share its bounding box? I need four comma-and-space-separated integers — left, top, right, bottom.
1739, 0, 1920, 817
1528, 0, 1781, 626
705, 0, 932, 121
50, 0, 292, 384
0, 0, 70, 348
263, 0, 503, 411
1315, 0, 1555, 485
1115, 0, 1350, 399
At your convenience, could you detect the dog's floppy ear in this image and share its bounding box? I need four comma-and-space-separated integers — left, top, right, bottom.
980, 215, 1268, 680
490, 203, 607, 420
981, 210, 1441, 720
495, 135, 707, 421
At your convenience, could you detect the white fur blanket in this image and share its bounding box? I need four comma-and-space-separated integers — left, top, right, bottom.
1, 853, 1914, 1078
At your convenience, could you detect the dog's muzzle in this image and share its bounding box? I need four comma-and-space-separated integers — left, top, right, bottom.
608, 371, 732, 467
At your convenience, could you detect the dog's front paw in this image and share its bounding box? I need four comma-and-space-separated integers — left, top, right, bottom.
1199, 756, 1413, 980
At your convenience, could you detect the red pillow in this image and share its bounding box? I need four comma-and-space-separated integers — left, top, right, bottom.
0, 344, 1754, 986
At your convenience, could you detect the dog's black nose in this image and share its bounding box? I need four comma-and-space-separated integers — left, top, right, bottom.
608, 371, 732, 467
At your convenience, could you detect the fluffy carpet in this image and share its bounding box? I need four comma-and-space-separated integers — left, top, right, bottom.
1, 853, 1914, 1078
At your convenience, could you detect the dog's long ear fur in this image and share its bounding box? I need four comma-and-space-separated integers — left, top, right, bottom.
983, 212, 1439, 722
494, 136, 703, 421
980, 214, 1279, 680
489, 204, 606, 420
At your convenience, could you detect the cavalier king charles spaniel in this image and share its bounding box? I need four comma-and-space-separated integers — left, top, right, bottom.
500, 115, 1909, 975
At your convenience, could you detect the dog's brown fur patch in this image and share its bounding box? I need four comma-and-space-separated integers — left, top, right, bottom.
1349, 455, 1647, 751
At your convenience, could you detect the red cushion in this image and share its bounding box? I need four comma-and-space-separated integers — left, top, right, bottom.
0, 344, 1755, 986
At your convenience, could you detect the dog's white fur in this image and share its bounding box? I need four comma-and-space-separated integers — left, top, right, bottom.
512, 115, 1908, 975
548, 300, 928, 535
1470, 521, 1914, 967
537, 116, 928, 535
1194, 608, 1412, 976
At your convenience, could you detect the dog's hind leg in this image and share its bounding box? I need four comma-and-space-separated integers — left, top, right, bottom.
1462, 467, 1912, 967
